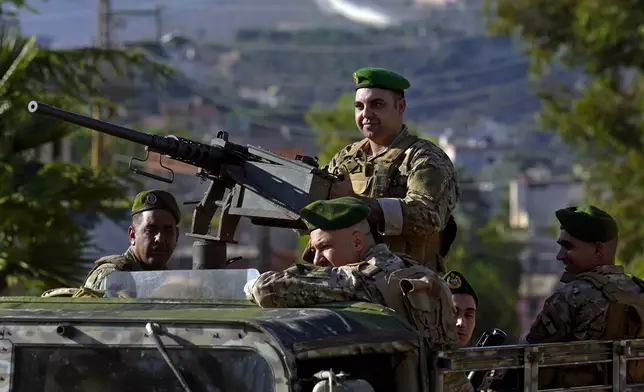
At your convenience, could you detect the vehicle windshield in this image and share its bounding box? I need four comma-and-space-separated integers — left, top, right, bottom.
104, 269, 260, 300
14, 346, 274, 392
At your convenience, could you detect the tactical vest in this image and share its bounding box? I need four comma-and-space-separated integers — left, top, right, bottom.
358, 254, 460, 391
580, 272, 644, 383
540, 272, 644, 388
358, 254, 459, 348
335, 134, 453, 273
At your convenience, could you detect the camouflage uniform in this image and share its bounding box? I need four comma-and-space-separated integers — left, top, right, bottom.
526, 265, 644, 387
525, 205, 644, 388
326, 125, 459, 272
83, 247, 164, 291
527, 265, 641, 343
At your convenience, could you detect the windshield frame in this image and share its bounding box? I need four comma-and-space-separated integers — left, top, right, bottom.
0, 321, 291, 392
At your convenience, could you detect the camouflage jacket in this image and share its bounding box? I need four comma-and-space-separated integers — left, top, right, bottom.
325, 126, 459, 271
327, 126, 460, 239
248, 244, 428, 306
82, 247, 149, 291
526, 265, 642, 343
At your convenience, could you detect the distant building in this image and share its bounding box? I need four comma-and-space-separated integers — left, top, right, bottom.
509, 173, 584, 333
438, 119, 515, 173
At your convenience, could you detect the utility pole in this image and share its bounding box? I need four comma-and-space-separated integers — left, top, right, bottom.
91, 2, 163, 168
91, 0, 113, 168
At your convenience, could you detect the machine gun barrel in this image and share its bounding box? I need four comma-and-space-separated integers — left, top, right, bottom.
28, 101, 229, 172
28, 101, 154, 145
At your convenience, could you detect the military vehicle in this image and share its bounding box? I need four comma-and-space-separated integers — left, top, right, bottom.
12, 102, 642, 392
1, 271, 642, 391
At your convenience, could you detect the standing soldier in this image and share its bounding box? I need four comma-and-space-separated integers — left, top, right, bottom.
305, 67, 460, 273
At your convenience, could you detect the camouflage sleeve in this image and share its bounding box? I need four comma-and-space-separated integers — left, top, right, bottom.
247, 263, 379, 308
83, 264, 117, 291
381, 146, 458, 237
570, 288, 609, 340
525, 290, 573, 344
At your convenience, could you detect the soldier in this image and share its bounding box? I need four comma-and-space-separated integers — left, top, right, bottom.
246, 196, 472, 392
82, 189, 181, 291
305, 66, 460, 273
524, 205, 644, 388
444, 270, 478, 347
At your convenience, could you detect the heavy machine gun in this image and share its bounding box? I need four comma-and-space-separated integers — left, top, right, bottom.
28, 101, 340, 270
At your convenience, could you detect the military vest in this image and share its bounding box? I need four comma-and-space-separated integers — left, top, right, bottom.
335, 133, 454, 273
358, 252, 460, 391
539, 271, 644, 388
359, 253, 458, 348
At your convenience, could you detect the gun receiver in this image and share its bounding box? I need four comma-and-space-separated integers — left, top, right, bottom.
28, 101, 338, 270
468, 328, 508, 391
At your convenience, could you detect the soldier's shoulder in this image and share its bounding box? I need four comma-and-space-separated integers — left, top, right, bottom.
365, 247, 431, 273
561, 278, 605, 304
94, 254, 126, 267
361, 249, 407, 270
408, 138, 455, 167
336, 140, 362, 157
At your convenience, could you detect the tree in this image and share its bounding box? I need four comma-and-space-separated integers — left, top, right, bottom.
449, 181, 523, 340
485, 0, 644, 270
0, 17, 173, 294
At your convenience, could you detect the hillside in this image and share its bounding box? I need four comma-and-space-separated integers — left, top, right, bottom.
18, 0, 472, 48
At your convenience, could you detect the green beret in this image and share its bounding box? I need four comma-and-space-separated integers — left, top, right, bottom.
443, 270, 478, 306
352, 67, 410, 92
555, 205, 617, 243
300, 197, 369, 232
131, 189, 181, 224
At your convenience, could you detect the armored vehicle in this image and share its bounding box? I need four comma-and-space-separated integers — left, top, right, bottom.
0, 269, 642, 391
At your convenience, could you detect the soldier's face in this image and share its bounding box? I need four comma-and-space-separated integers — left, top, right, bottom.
354, 88, 405, 145
556, 230, 602, 274
310, 228, 364, 267
129, 210, 179, 268
453, 293, 476, 346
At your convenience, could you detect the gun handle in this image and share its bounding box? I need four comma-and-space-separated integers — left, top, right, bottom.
131, 168, 173, 184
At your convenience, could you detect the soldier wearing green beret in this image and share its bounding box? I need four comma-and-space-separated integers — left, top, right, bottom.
82, 189, 181, 291
247, 196, 473, 392
524, 205, 644, 389
305, 66, 460, 274
444, 270, 478, 347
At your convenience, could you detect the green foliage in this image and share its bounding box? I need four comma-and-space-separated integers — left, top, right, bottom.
447, 170, 523, 340
305, 93, 358, 165
448, 218, 523, 341
0, 161, 129, 293
0, 21, 172, 293
485, 0, 644, 266
305, 92, 432, 166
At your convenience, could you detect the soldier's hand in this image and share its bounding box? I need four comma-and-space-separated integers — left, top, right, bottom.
330, 168, 355, 199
